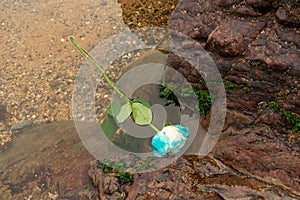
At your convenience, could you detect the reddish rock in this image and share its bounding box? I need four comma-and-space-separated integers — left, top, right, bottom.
0, 121, 96, 199
215, 0, 242, 8
275, 2, 300, 26
169, 0, 225, 40
212, 125, 300, 194
246, 0, 271, 9
207, 19, 265, 56
167, 1, 300, 198
235, 6, 263, 17
276, 7, 290, 23
96, 1, 300, 199
246, 27, 300, 72
275, 26, 300, 49
103, 175, 119, 195
89, 155, 299, 199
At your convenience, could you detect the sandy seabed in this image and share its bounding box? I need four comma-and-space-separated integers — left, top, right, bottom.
0, 0, 129, 135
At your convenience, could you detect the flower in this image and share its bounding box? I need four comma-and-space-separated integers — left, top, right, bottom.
151, 125, 190, 157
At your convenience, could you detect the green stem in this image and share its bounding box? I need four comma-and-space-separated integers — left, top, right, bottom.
149, 123, 160, 133
70, 37, 129, 103
70, 37, 161, 133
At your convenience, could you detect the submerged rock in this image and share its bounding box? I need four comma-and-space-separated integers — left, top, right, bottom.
89, 155, 299, 199
0, 121, 96, 199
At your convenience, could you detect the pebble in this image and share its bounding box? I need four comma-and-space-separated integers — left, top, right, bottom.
11, 120, 33, 130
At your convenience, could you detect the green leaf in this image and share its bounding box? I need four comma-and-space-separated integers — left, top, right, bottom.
106, 105, 113, 116
131, 98, 150, 108
101, 114, 118, 139
111, 98, 122, 117
132, 102, 152, 125
116, 102, 132, 123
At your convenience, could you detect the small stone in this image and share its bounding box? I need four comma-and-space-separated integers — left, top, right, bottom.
11, 120, 33, 130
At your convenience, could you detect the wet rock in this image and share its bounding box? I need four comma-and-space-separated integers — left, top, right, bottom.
169, 0, 225, 40
212, 125, 300, 195
246, 27, 300, 72
166, 0, 300, 198
207, 19, 265, 56
235, 6, 263, 17
275, 2, 300, 25
223, 109, 254, 129
275, 27, 300, 49
255, 107, 284, 130
276, 7, 290, 23
89, 155, 299, 199
215, 0, 242, 8
0, 121, 95, 199
103, 175, 119, 195
246, 0, 272, 10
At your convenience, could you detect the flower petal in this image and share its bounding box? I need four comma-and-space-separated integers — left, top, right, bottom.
175, 125, 190, 138
151, 125, 190, 157
151, 132, 168, 157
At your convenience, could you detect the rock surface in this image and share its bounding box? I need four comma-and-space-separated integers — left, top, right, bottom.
167, 0, 300, 197
89, 155, 299, 199
0, 121, 96, 199
118, 0, 300, 199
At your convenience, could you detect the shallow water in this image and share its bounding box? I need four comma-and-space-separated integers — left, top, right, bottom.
1, 0, 299, 199
0, 121, 93, 199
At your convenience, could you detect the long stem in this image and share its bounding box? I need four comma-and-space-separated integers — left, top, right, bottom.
70, 37, 160, 133
70, 37, 129, 102
149, 124, 160, 133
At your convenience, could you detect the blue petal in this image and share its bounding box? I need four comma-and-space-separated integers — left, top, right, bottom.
152, 148, 165, 157
151, 134, 168, 157
175, 125, 190, 138
170, 139, 183, 149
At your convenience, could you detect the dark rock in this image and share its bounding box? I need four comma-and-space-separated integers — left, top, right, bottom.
89, 155, 299, 199
276, 7, 290, 23
255, 107, 285, 130
166, 0, 300, 198
246, 0, 272, 10
103, 175, 119, 195
169, 0, 225, 40
109, 1, 300, 199
207, 19, 265, 56
215, 0, 242, 8
275, 26, 300, 49
212, 125, 300, 194
245, 27, 300, 72
0, 121, 95, 199
275, 3, 300, 25
235, 6, 263, 17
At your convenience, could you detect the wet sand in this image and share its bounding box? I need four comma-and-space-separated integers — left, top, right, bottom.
0, 0, 128, 132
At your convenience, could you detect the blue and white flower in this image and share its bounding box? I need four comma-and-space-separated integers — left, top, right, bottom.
151, 125, 190, 157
